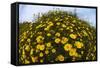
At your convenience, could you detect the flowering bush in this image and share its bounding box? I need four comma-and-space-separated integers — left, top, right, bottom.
19, 10, 96, 64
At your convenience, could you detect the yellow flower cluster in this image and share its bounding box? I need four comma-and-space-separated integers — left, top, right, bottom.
36, 44, 45, 51
19, 10, 96, 64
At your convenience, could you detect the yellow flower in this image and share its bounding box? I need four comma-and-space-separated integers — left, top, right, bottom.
36, 36, 44, 43
61, 37, 68, 44
45, 50, 49, 54
36, 24, 42, 29
57, 55, 64, 61
39, 52, 43, 57
36, 49, 39, 53
74, 41, 83, 48
49, 22, 54, 26
59, 28, 63, 31
30, 49, 34, 55
81, 51, 84, 54
62, 24, 66, 28
69, 34, 77, 39
70, 29, 73, 32
22, 52, 26, 59
36, 44, 41, 49
27, 38, 31, 42
52, 48, 56, 53
31, 56, 38, 63
69, 48, 77, 57
44, 27, 49, 31
36, 36, 44, 40
73, 20, 76, 23
37, 32, 42, 35
39, 44, 45, 51
55, 38, 61, 44
56, 22, 60, 25
23, 32, 26, 36
22, 49, 25, 55
82, 30, 88, 36
25, 45, 30, 52
64, 43, 72, 51
40, 59, 43, 63
55, 32, 60, 37
21, 39, 24, 42
31, 56, 36, 63
66, 27, 70, 30
36, 44, 45, 51
47, 33, 51, 37
46, 42, 51, 47
25, 59, 30, 64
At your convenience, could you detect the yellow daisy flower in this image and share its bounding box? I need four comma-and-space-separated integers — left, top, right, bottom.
55, 32, 60, 37
37, 32, 42, 35
36, 44, 45, 51
36, 44, 41, 50
69, 34, 77, 39
21, 39, 24, 42
69, 48, 77, 57
23, 32, 26, 36
39, 52, 43, 57
27, 38, 31, 42
52, 48, 56, 53
56, 22, 60, 25
47, 33, 51, 37
55, 38, 61, 44
57, 55, 64, 61
66, 27, 70, 30
46, 42, 51, 47
31, 56, 36, 63
62, 24, 66, 28
22, 49, 25, 55
44, 27, 49, 31
40, 59, 44, 63
22, 52, 26, 59
40, 44, 45, 51
45, 50, 49, 54
64, 43, 72, 51
25, 59, 30, 64
31, 56, 38, 63
25, 45, 30, 52
49, 22, 54, 26
36, 49, 39, 53
61, 37, 68, 44
74, 41, 83, 48
36, 36, 44, 43
30, 49, 34, 55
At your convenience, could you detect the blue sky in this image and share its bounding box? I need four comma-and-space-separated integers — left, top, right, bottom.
19, 4, 96, 27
